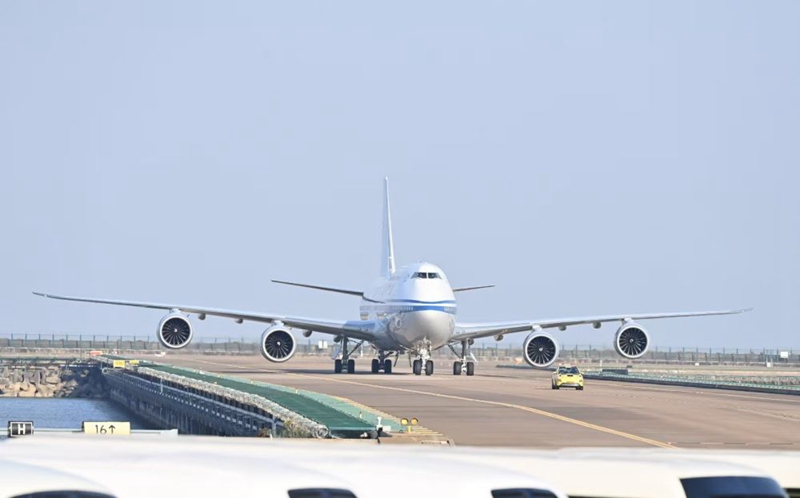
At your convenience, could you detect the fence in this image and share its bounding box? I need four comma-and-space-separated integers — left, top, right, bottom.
1, 333, 798, 366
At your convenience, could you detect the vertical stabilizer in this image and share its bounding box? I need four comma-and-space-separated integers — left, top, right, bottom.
380, 177, 396, 278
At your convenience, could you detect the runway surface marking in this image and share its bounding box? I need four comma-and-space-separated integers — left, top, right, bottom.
188, 358, 674, 449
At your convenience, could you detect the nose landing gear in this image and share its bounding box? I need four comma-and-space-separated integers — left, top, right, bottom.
412, 358, 434, 376
410, 344, 434, 376
411, 358, 434, 376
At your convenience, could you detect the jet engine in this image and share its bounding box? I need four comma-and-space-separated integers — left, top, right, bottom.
260, 325, 297, 363
614, 322, 650, 359
157, 313, 193, 349
523, 331, 560, 368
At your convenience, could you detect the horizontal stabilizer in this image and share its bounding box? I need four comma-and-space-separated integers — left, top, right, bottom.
452, 285, 495, 293
271, 280, 363, 297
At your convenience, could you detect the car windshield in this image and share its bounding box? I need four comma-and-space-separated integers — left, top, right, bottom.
565, 367, 580, 374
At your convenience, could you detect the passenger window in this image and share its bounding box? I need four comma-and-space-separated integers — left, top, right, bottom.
288, 489, 357, 498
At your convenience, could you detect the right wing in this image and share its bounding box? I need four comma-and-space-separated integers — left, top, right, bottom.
452, 285, 495, 293
32, 292, 378, 342
453, 308, 752, 342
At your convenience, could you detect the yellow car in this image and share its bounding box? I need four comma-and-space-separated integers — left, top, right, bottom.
551, 365, 584, 390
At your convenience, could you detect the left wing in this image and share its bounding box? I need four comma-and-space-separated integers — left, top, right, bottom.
270, 280, 363, 297
32, 292, 378, 342
453, 308, 752, 342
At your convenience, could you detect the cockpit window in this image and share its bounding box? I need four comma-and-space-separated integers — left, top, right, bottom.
412, 272, 441, 279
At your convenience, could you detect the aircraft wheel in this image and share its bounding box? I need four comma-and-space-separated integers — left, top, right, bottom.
383, 359, 393, 374
453, 362, 462, 375
347, 359, 356, 374
425, 360, 434, 376
466, 361, 475, 376
371, 359, 380, 374
334, 359, 342, 374
412, 359, 422, 376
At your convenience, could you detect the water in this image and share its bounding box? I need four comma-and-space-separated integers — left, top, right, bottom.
0, 399, 153, 430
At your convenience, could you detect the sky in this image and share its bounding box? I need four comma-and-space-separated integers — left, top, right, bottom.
1, 1, 798, 349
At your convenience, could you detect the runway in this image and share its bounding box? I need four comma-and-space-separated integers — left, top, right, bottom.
155, 355, 800, 448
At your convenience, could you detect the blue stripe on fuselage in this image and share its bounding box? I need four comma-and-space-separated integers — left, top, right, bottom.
385, 299, 457, 305
361, 304, 457, 314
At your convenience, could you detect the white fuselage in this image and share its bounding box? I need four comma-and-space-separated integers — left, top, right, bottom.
359, 262, 456, 353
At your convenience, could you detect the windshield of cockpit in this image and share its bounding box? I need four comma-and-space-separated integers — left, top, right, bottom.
412, 272, 442, 279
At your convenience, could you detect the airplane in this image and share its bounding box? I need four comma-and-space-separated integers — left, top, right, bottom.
33, 178, 750, 377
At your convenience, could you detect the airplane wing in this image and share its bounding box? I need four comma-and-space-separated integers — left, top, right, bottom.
452, 308, 752, 342
32, 292, 378, 342
270, 280, 363, 297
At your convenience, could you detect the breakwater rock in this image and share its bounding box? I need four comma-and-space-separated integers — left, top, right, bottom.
0, 365, 108, 398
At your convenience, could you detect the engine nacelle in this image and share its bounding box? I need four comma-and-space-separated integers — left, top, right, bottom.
157, 313, 193, 349
260, 325, 297, 363
614, 322, 650, 359
523, 331, 560, 368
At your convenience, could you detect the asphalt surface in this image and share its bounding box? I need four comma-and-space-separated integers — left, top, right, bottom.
153, 354, 800, 449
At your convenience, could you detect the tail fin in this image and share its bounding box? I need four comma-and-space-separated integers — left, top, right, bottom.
380, 177, 396, 278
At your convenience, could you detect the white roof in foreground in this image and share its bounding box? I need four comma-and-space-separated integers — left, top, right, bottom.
0, 436, 794, 498
0, 459, 114, 498
555, 447, 800, 489
0, 435, 567, 498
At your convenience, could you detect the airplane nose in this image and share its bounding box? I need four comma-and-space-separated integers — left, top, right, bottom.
402, 310, 454, 346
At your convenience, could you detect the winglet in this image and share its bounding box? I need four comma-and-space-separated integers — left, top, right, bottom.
380, 177, 396, 278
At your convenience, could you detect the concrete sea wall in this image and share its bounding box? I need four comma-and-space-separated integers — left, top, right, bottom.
0, 364, 108, 398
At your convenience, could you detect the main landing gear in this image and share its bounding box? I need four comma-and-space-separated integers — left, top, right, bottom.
370, 351, 396, 374
333, 336, 363, 374
448, 340, 475, 376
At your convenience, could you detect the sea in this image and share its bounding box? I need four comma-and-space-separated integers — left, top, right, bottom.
0, 398, 154, 430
